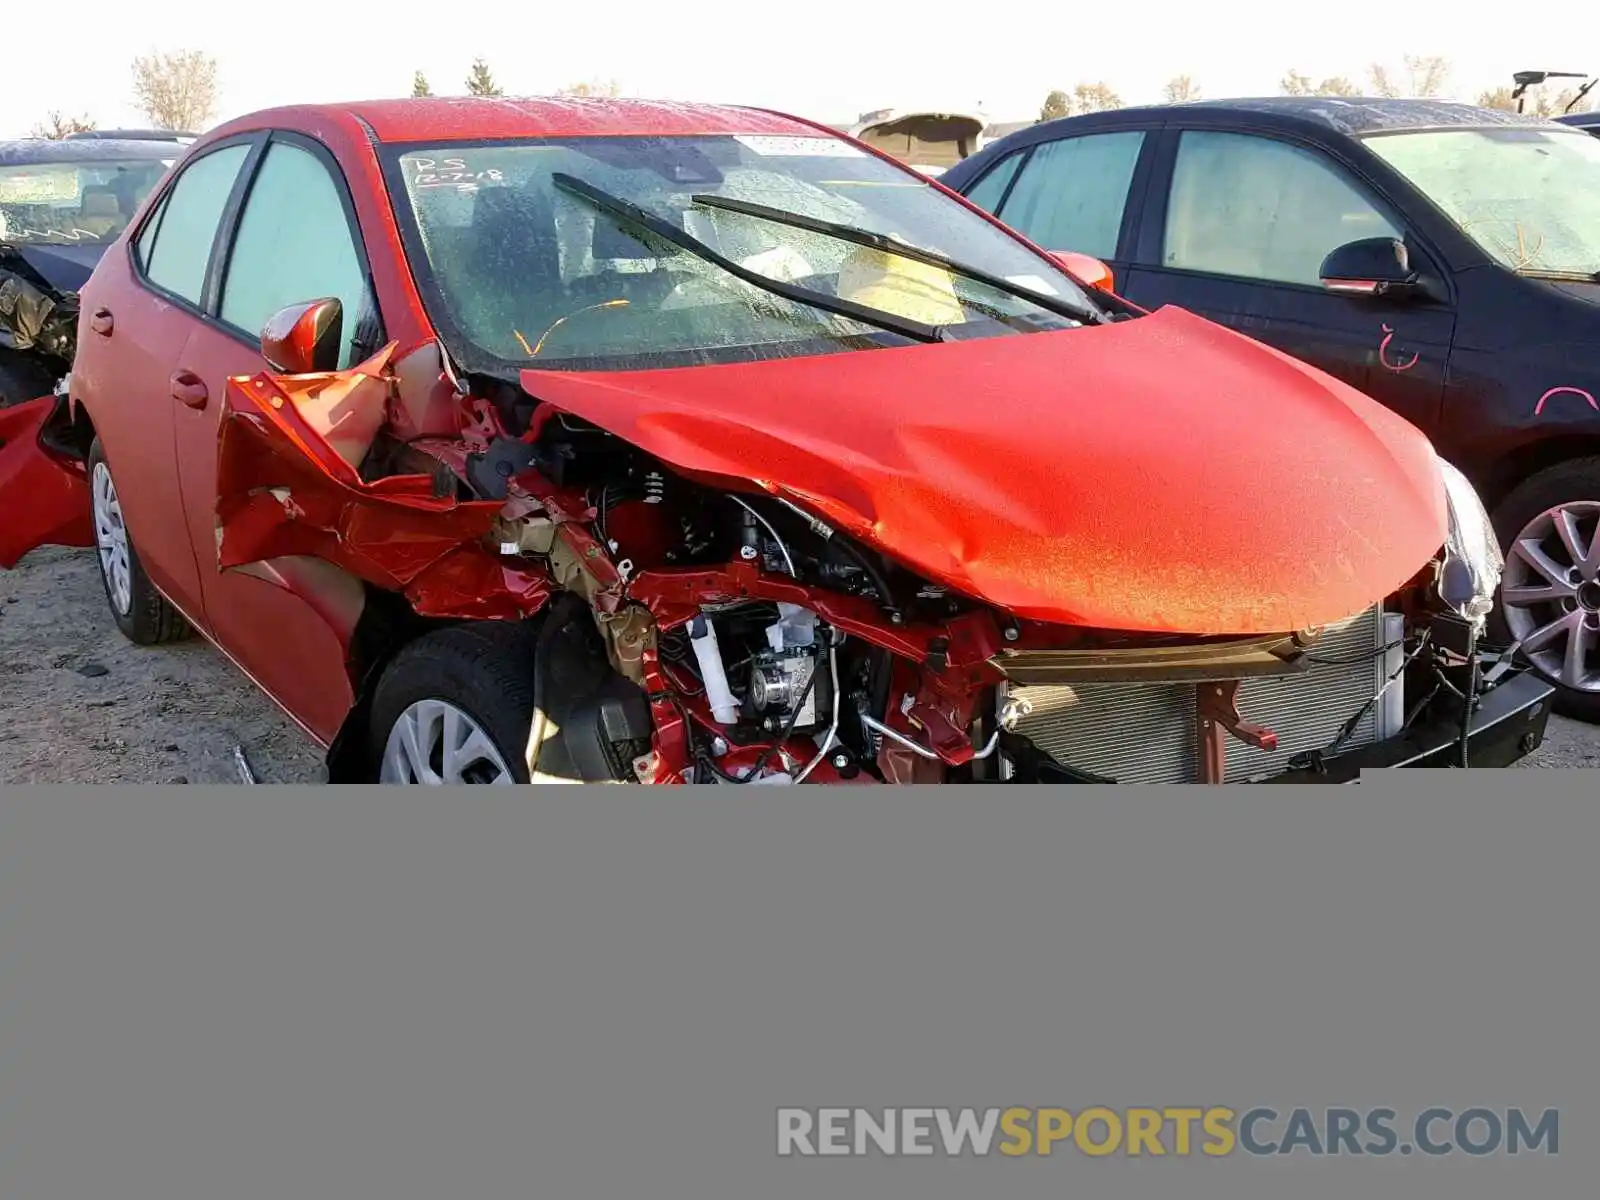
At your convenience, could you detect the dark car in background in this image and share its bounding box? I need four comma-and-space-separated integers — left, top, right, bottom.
1, 136, 179, 406
943, 97, 1600, 719
1556, 111, 1600, 134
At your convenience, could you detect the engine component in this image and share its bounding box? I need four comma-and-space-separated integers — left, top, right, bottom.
690, 611, 741, 725
566, 673, 657, 782
749, 648, 821, 726
466, 436, 539, 499
744, 604, 831, 733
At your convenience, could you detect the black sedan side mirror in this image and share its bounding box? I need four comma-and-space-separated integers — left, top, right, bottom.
1319, 237, 1424, 298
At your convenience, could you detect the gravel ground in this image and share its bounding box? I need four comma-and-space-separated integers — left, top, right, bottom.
0, 547, 326, 784
2, 546, 1597, 784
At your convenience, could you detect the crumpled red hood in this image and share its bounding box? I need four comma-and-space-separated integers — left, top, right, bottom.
521, 305, 1448, 635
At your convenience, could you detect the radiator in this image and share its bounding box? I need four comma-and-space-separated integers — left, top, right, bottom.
1001, 607, 1405, 783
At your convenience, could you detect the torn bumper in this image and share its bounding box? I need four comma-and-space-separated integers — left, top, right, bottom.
0, 394, 93, 568
1002, 662, 1555, 783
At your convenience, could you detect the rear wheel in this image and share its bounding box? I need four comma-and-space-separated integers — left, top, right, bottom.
87, 437, 190, 645
1490, 458, 1600, 722
369, 623, 540, 785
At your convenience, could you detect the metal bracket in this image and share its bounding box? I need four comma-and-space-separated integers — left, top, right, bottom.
1196, 680, 1277, 784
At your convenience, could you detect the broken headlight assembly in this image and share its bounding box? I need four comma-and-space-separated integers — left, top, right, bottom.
1434, 454, 1503, 630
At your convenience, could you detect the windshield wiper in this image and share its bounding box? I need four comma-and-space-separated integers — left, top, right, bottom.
550, 173, 949, 345
689, 193, 1109, 326
1519, 268, 1600, 283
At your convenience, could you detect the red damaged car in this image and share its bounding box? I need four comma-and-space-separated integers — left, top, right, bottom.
0, 98, 1553, 784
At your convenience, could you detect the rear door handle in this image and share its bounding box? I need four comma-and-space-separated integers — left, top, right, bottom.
89, 308, 114, 336
170, 370, 208, 410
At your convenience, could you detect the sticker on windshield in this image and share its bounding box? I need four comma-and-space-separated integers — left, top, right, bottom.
733, 135, 866, 158
1005, 274, 1062, 297
0, 169, 79, 204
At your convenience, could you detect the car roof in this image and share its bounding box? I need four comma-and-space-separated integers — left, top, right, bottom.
1555, 110, 1600, 129
1035, 96, 1563, 138
208, 96, 831, 146
64, 129, 195, 142
0, 137, 184, 166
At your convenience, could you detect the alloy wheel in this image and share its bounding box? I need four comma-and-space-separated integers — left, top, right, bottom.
1500, 500, 1600, 692
379, 698, 517, 784
91, 460, 133, 617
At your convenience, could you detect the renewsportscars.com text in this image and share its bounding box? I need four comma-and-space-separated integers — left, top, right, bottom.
776, 1106, 1560, 1158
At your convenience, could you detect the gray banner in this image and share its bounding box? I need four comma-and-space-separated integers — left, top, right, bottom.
1, 777, 1593, 1199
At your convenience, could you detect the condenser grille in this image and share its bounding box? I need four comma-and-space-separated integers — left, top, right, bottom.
1005, 607, 1396, 784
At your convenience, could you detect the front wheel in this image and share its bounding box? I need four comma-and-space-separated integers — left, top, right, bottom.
369, 623, 540, 784
1490, 457, 1600, 722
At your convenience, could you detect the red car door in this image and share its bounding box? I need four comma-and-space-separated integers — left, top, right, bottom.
66, 140, 258, 621
167, 132, 389, 744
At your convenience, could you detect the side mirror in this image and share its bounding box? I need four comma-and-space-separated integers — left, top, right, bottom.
1318, 237, 1421, 298
1048, 250, 1116, 293
260, 298, 343, 375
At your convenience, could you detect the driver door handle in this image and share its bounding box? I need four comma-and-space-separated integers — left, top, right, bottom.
170, 370, 208, 410
90, 308, 114, 336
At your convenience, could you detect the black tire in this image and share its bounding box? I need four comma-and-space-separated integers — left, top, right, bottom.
87, 436, 190, 645
368, 622, 540, 784
0, 350, 58, 410
1488, 456, 1600, 723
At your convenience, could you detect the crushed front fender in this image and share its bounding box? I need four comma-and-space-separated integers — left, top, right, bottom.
216, 353, 551, 621
0, 395, 93, 569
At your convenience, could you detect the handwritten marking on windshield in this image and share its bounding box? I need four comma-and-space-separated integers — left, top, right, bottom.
1534, 385, 1599, 417
1378, 324, 1418, 373
0, 226, 102, 241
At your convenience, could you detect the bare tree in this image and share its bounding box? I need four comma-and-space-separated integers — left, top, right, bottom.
411, 71, 432, 98
130, 49, 219, 131
1281, 69, 1359, 97
30, 111, 97, 139
1039, 89, 1071, 122
1164, 75, 1201, 103
466, 57, 503, 97
557, 79, 621, 97
1073, 82, 1123, 112
1369, 55, 1451, 98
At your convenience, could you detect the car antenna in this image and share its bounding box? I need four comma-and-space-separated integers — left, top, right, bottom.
1511, 70, 1589, 113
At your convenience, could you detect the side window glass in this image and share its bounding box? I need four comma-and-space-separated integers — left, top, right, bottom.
988, 131, 1145, 259
1164, 131, 1401, 286
134, 189, 169, 270
142, 144, 251, 303
220, 140, 373, 368
962, 151, 1024, 214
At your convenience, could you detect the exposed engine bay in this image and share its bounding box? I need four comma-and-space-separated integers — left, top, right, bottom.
199, 329, 1520, 786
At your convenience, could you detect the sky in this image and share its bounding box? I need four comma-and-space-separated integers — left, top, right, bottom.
5, 0, 1599, 138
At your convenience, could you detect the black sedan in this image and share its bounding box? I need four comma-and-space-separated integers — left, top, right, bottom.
1, 136, 179, 406
944, 97, 1600, 719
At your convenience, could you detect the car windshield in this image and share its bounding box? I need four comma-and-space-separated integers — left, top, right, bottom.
383, 133, 1100, 372
1363, 125, 1600, 277
0, 156, 174, 245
